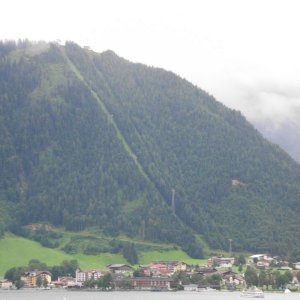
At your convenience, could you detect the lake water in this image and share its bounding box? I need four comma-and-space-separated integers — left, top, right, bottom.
0, 290, 299, 300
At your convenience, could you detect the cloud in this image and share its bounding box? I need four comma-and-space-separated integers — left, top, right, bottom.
203, 62, 300, 129
220, 78, 300, 162
238, 88, 300, 127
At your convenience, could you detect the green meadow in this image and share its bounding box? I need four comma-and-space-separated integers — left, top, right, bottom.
0, 234, 127, 277
139, 250, 206, 266
0, 233, 205, 278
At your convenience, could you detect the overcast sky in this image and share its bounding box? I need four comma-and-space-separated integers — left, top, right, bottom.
1, 0, 300, 158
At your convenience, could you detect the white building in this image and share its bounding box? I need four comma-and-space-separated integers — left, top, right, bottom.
208, 257, 235, 268
75, 269, 103, 282
249, 254, 273, 264
293, 262, 300, 270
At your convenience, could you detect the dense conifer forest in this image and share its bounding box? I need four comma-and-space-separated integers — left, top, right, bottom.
0, 41, 300, 259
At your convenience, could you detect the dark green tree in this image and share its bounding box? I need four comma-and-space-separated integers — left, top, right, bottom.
207, 274, 222, 287
50, 260, 79, 279
42, 277, 48, 288
272, 270, 290, 289
258, 270, 268, 287
4, 266, 27, 283
15, 279, 25, 289
133, 268, 144, 277
36, 276, 42, 287
237, 254, 246, 265
245, 267, 258, 287
171, 271, 190, 289
122, 242, 138, 265
100, 273, 113, 289
190, 273, 206, 285
28, 259, 47, 271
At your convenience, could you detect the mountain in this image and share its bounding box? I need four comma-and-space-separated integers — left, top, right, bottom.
0, 40, 300, 259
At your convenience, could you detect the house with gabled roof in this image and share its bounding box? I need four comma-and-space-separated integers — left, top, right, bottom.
196, 267, 218, 276
107, 264, 133, 276
208, 256, 235, 268
219, 270, 244, 285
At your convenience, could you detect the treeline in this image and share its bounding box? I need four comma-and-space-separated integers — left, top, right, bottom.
62, 236, 139, 264
244, 266, 300, 290
0, 39, 33, 57
83, 273, 113, 290
10, 225, 62, 248
170, 271, 222, 290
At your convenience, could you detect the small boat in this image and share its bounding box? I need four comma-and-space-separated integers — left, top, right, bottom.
241, 286, 264, 298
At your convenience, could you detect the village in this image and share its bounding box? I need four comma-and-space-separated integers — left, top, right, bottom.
1, 254, 300, 292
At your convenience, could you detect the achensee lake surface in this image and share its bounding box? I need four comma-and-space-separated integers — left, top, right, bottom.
1, 290, 300, 300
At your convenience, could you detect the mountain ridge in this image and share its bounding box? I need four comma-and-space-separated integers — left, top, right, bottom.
0, 40, 300, 260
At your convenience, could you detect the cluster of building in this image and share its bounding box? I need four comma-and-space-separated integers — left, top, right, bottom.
0, 271, 52, 290
248, 254, 300, 270
21, 271, 52, 287
72, 263, 180, 290
1, 255, 300, 291
4, 260, 239, 291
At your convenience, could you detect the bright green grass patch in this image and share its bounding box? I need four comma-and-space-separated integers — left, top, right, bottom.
72, 252, 126, 270
0, 232, 210, 278
138, 250, 207, 266
0, 234, 124, 278
0, 234, 71, 277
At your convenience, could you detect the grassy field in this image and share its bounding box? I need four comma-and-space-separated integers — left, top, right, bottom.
139, 250, 206, 266
0, 234, 126, 278
0, 233, 207, 278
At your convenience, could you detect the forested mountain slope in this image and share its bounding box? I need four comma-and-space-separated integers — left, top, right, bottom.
0, 41, 300, 258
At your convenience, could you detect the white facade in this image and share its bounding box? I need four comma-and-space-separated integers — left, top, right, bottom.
249, 254, 273, 264
209, 257, 235, 268
293, 262, 300, 270
75, 269, 102, 282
